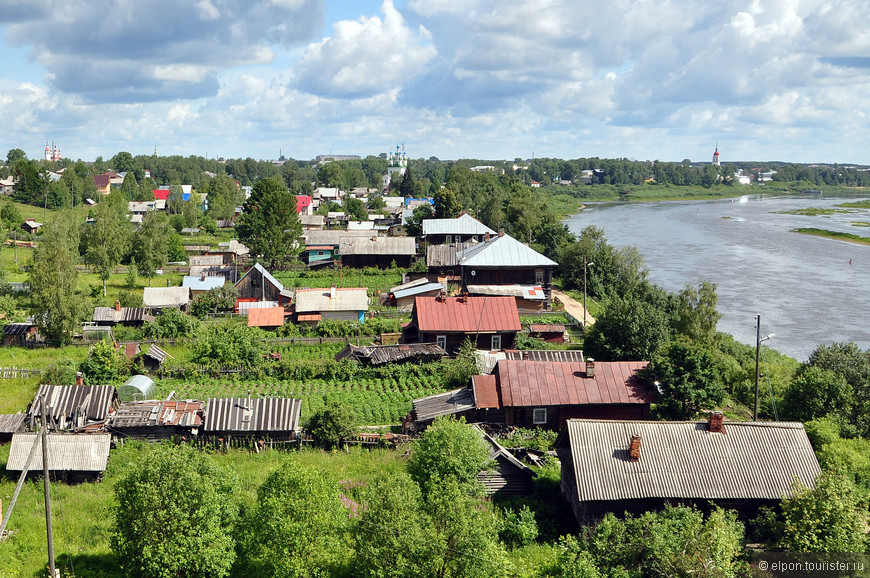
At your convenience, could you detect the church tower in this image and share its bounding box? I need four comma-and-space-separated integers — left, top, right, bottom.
712, 144, 720, 166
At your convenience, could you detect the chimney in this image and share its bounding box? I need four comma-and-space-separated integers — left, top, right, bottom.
330, 284, 336, 299
114, 300, 121, 312
439, 288, 447, 302
498, 227, 504, 237
629, 434, 641, 462
484, 232, 490, 243
75, 372, 84, 386
201, 274, 206, 282
708, 411, 725, 433
585, 358, 596, 378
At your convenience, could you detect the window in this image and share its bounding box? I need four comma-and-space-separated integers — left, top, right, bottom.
491, 335, 502, 350
445, 235, 452, 243
533, 408, 547, 424
535, 269, 544, 285
436, 335, 447, 350
472, 235, 478, 242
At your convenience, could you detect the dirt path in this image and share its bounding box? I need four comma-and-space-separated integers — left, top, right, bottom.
552, 289, 595, 327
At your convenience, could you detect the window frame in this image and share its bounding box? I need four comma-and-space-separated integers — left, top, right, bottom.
533, 408, 547, 425
491, 334, 502, 350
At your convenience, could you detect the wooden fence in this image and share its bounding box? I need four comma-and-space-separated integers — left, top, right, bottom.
0, 367, 41, 378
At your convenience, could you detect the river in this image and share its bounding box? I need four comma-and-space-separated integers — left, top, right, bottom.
563, 192, 870, 361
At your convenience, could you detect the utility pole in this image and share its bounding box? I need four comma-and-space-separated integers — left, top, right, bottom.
754, 314, 775, 421
40, 397, 56, 578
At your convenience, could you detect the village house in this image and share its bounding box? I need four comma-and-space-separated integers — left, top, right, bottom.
458, 230, 557, 309
294, 286, 369, 324
93, 300, 154, 327
402, 294, 522, 354
425, 240, 478, 277
422, 212, 495, 245
471, 358, 654, 430
94, 172, 122, 195
338, 235, 416, 268
556, 415, 821, 524
234, 263, 292, 312
2, 322, 39, 346
21, 219, 42, 234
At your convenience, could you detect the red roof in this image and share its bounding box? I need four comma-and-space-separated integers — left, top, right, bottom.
413, 296, 521, 333
472, 374, 499, 409
94, 174, 113, 188
529, 324, 566, 333
296, 195, 312, 213
153, 189, 170, 201
247, 307, 286, 327
479, 359, 654, 408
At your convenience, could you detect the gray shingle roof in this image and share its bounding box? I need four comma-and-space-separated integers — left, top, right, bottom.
457, 233, 557, 268
559, 419, 821, 503
412, 387, 476, 422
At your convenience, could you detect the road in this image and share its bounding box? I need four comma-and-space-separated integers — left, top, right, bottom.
552, 289, 595, 327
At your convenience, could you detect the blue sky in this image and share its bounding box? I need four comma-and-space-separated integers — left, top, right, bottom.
1, 0, 869, 164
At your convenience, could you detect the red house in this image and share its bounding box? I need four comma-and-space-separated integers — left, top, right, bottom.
153, 189, 170, 201
296, 195, 313, 214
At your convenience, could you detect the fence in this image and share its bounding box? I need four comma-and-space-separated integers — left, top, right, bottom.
0, 366, 41, 378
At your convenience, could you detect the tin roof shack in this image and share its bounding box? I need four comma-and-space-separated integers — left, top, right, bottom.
529, 324, 568, 344
7, 433, 111, 483
2, 322, 38, 346
471, 359, 653, 431
336, 343, 447, 366
203, 397, 302, 442
474, 425, 536, 497
338, 235, 416, 269
28, 385, 120, 431
106, 400, 203, 442
457, 231, 557, 309
93, 301, 155, 327
0, 414, 25, 442
390, 278, 445, 311
294, 287, 369, 324
143, 287, 190, 312
402, 295, 521, 355
234, 263, 291, 306
556, 416, 822, 525
422, 212, 495, 245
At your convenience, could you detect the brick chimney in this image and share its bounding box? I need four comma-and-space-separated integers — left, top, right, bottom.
75, 372, 84, 386
629, 434, 641, 462
585, 358, 596, 378
498, 227, 505, 237
114, 300, 121, 312
201, 274, 206, 282
708, 411, 725, 433
484, 232, 490, 243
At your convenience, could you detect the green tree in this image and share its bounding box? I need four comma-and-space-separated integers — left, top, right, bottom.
407, 416, 493, 496
83, 196, 132, 295
236, 176, 302, 270
782, 366, 851, 424
404, 203, 433, 237
239, 460, 350, 578
132, 212, 171, 285
78, 340, 131, 384
191, 320, 265, 368
432, 187, 461, 218
206, 174, 244, 221
673, 280, 720, 343
399, 167, 416, 197
803, 342, 870, 437
781, 471, 868, 552
111, 443, 239, 578
583, 294, 670, 361
367, 193, 386, 213
644, 337, 727, 419
0, 203, 21, 230
6, 148, 26, 165
343, 197, 368, 221
307, 400, 357, 449
28, 211, 89, 345
142, 308, 200, 339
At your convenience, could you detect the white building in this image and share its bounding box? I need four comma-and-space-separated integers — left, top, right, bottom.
382, 144, 408, 189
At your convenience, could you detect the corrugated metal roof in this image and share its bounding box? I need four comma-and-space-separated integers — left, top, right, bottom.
0, 414, 25, 433
248, 307, 286, 327
561, 419, 821, 502
467, 284, 546, 300
413, 296, 521, 333
338, 236, 415, 256
303, 229, 373, 247
390, 277, 431, 293
505, 349, 585, 363
107, 400, 203, 428
3, 323, 34, 336
472, 375, 499, 408
7, 433, 111, 472
426, 241, 477, 268
143, 287, 190, 308
422, 213, 495, 236
393, 282, 444, 300
146, 344, 168, 363
295, 288, 369, 313
457, 233, 557, 268
412, 387, 476, 422
203, 397, 302, 433
491, 359, 653, 408
182, 275, 226, 291
93, 307, 154, 323
31, 385, 118, 426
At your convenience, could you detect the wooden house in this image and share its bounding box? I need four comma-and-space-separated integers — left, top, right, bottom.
528, 324, 568, 343
426, 240, 477, 276
402, 295, 521, 354
422, 212, 495, 245
389, 278, 445, 311
234, 263, 291, 307
93, 301, 155, 327
556, 416, 822, 524
7, 433, 112, 483
105, 400, 203, 441
294, 286, 369, 324
203, 397, 302, 442
338, 235, 416, 268
458, 230, 557, 309
471, 358, 654, 430
28, 384, 119, 431
2, 322, 39, 346
21, 219, 43, 234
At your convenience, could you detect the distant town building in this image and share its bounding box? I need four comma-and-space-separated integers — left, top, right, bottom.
44, 141, 61, 162
712, 145, 720, 166
382, 144, 408, 189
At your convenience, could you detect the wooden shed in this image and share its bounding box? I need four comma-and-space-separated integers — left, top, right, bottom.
0, 414, 26, 442
203, 397, 302, 442
6, 433, 112, 483
474, 425, 536, 497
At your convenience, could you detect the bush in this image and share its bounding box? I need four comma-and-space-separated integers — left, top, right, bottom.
40, 358, 78, 385
307, 400, 357, 448
191, 320, 266, 368
78, 340, 131, 384
117, 289, 142, 308
142, 308, 200, 339
499, 505, 539, 548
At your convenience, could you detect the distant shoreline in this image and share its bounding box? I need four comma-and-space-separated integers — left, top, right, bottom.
790, 227, 870, 246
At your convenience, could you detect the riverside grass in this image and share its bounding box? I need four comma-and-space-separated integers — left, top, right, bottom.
790, 227, 870, 246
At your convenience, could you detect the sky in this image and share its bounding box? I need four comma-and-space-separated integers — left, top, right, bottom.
1, 0, 869, 165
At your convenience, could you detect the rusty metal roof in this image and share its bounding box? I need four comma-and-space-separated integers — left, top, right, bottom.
107, 400, 203, 429
413, 295, 521, 333
504, 349, 585, 363
471, 375, 499, 409
412, 387, 476, 422
203, 397, 302, 434
7, 433, 111, 472
559, 419, 821, 502
247, 307, 286, 327
486, 359, 653, 409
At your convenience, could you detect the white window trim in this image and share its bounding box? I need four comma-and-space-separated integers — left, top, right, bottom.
436, 335, 447, 350
535, 269, 544, 285
533, 408, 547, 425
491, 335, 502, 350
